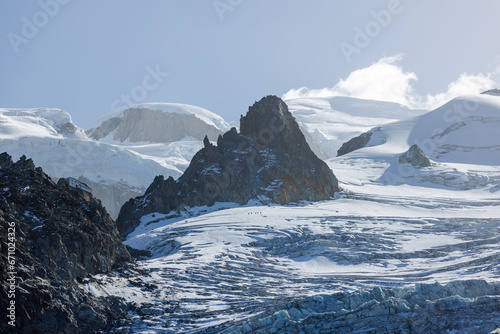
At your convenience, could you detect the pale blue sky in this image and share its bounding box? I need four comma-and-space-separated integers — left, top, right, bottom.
1, 0, 499, 127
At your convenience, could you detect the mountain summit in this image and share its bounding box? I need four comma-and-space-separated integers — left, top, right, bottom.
117, 96, 339, 237
86, 103, 230, 143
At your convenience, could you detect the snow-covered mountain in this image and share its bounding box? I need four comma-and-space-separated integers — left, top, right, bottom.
86, 103, 232, 181
284, 96, 427, 158
0, 104, 231, 218
408, 94, 500, 165
332, 93, 500, 164
81, 94, 500, 333
330, 94, 500, 192
87, 102, 230, 143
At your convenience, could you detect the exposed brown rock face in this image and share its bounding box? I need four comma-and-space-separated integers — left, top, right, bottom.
0, 153, 130, 333
117, 96, 339, 238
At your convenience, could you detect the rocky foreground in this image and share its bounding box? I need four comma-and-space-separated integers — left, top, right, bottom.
0, 153, 130, 333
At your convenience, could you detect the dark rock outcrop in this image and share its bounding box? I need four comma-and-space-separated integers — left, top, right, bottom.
481, 88, 500, 95
117, 96, 339, 238
337, 127, 381, 157
0, 153, 130, 333
337, 132, 373, 157
399, 144, 432, 167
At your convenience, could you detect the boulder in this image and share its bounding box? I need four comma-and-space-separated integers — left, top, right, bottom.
399, 144, 432, 167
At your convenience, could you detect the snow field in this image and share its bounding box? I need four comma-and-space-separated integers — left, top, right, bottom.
92, 186, 500, 332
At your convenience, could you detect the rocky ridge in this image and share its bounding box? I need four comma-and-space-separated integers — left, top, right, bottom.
482, 88, 500, 96
337, 127, 381, 157
0, 153, 130, 333
117, 96, 339, 238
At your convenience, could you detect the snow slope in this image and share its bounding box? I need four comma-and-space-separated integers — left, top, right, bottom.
408, 94, 500, 165
0, 108, 87, 140
85, 95, 500, 332
284, 96, 427, 158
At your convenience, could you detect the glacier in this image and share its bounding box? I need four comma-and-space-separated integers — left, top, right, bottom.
92, 189, 499, 333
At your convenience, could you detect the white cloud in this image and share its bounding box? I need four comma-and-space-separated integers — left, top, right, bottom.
420, 73, 495, 109
282, 54, 500, 110
332, 54, 417, 106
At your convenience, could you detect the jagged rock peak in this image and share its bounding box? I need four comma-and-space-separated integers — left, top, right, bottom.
203, 135, 211, 150
0, 151, 13, 168
117, 96, 340, 238
240, 95, 289, 136
237, 95, 317, 162
0, 153, 37, 172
